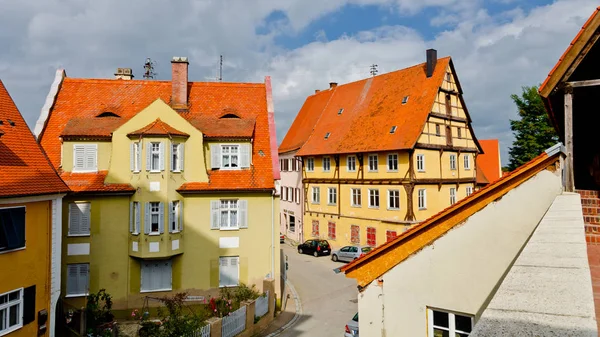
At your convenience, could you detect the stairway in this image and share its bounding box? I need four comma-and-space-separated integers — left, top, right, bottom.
577, 190, 600, 244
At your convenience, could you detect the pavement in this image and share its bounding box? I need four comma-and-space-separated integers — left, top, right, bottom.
260, 242, 358, 337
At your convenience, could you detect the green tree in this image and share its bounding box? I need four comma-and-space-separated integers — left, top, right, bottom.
508, 86, 558, 171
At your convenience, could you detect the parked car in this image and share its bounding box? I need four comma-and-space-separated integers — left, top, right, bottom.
280, 234, 285, 244
297, 239, 331, 257
344, 312, 358, 337
331, 246, 372, 263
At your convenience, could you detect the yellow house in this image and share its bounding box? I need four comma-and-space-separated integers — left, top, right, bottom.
0, 80, 69, 337
35, 58, 281, 311
285, 50, 483, 249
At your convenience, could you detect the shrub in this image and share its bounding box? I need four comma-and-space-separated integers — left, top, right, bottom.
86, 289, 115, 337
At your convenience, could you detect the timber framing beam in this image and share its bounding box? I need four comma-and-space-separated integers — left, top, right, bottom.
302, 178, 476, 185
564, 88, 574, 192
565, 79, 600, 88
429, 112, 467, 123
415, 143, 479, 153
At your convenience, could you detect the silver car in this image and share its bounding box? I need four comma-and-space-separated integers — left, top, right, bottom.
331, 245, 372, 263
344, 312, 358, 337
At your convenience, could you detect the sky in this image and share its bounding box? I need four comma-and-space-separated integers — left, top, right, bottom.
0, 0, 597, 166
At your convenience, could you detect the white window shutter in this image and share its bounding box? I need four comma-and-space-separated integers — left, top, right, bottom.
129, 202, 134, 233
240, 144, 250, 168
69, 203, 80, 235
159, 202, 165, 234
211, 144, 221, 169
144, 203, 150, 234
231, 257, 239, 285
135, 203, 141, 233
146, 143, 152, 171
80, 204, 90, 234
179, 143, 185, 171
210, 200, 220, 229
85, 145, 97, 171
179, 202, 184, 231
136, 143, 142, 172
239, 200, 248, 228
159, 142, 165, 171
73, 145, 85, 171
130, 143, 135, 171
168, 201, 174, 233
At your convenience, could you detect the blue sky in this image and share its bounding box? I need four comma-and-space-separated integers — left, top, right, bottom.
0, 0, 598, 166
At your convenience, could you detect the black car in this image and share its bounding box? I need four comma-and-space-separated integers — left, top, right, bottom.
297, 239, 331, 257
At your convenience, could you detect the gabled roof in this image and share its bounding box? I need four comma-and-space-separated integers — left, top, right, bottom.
477, 139, 502, 184
127, 118, 189, 138
62, 117, 123, 139
188, 116, 255, 139
286, 57, 453, 156
0, 80, 69, 198
340, 144, 564, 288
61, 171, 135, 194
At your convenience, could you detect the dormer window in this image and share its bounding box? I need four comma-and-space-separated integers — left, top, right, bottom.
73, 144, 98, 172
222, 145, 239, 169
338, 108, 344, 115
402, 96, 409, 104
96, 111, 120, 118
325, 132, 331, 139
390, 126, 397, 134
221, 113, 241, 119
210, 144, 251, 170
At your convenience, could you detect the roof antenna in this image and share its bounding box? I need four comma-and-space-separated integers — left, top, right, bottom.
143, 58, 157, 79
219, 55, 223, 81
370, 64, 378, 77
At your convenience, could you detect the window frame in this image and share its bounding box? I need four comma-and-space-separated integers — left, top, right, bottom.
0, 288, 23, 335
388, 190, 400, 210
386, 230, 397, 243
171, 143, 183, 172
149, 202, 161, 234
132, 201, 140, 235
427, 308, 473, 337
68, 202, 91, 237
366, 227, 376, 247
311, 220, 319, 237
149, 142, 162, 172
416, 154, 425, 172
306, 158, 315, 172
368, 189, 380, 209
219, 256, 240, 288
347, 156, 357, 172
170, 201, 180, 233
219, 200, 239, 230
0, 206, 26, 252
328, 187, 337, 206
220, 144, 240, 170
328, 222, 336, 240
368, 154, 378, 172
141, 260, 172, 292
387, 153, 398, 172
350, 225, 360, 244
351, 188, 362, 207
466, 186, 473, 196
322, 156, 331, 172
457, 127, 462, 139
435, 124, 441, 136
450, 154, 457, 171
464, 154, 471, 170
72, 144, 98, 173
66, 263, 89, 297
450, 187, 457, 205
418, 189, 427, 210
312, 187, 320, 204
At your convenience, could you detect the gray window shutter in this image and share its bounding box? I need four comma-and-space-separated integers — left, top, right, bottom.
179, 202, 184, 231
130, 143, 135, 171
159, 142, 165, 171
231, 257, 239, 285
179, 143, 185, 171
137, 143, 142, 171
146, 143, 152, 171
85, 145, 97, 171
240, 144, 250, 168
135, 203, 141, 233
144, 202, 150, 234
79, 264, 89, 295
80, 203, 91, 234
159, 202, 165, 233
69, 203, 80, 235
210, 200, 220, 229
67, 265, 78, 294
211, 144, 221, 169
129, 202, 134, 233
239, 200, 248, 228
168, 201, 173, 233
73, 145, 85, 171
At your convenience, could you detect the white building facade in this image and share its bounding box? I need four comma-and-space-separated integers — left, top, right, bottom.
279, 151, 304, 243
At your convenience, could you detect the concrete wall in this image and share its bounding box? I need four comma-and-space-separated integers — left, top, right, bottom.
279, 151, 304, 243
357, 168, 563, 337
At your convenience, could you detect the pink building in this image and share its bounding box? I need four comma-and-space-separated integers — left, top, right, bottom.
278, 152, 303, 243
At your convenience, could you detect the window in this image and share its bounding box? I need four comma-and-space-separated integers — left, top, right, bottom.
312, 220, 319, 237
328, 222, 336, 240
386, 230, 397, 243
367, 227, 376, 247
312, 187, 320, 204
73, 144, 97, 172
428, 308, 473, 337
149, 202, 161, 234
445, 94, 452, 115
131, 142, 141, 172
350, 225, 360, 244
347, 156, 356, 172
0, 288, 23, 335
169, 201, 182, 233
222, 145, 239, 169
450, 154, 456, 170
171, 143, 184, 172
220, 200, 238, 229
388, 190, 400, 210
338, 108, 344, 115
307, 158, 314, 172
66, 263, 89, 296
210, 200, 247, 230
130, 202, 141, 234
210, 144, 250, 170
68, 203, 90, 236
402, 96, 409, 104
446, 72, 452, 82
368, 189, 380, 208
387, 154, 398, 171
323, 157, 331, 172
457, 127, 462, 139
289, 215, 296, 233
295, 188, 301, 205
0, 207, 25, 252
416, 154, 425, 172
464, 154, 471, 170
328, 187, 337, 205
435, 124, 441, 136
368, 154, 378, 172
219, 256, 240, 287
466, 186, 473, 196
418, 189, 427, 210
150, 142, 162, 172
280, 159, 284, 172
450, 188, 456, 205
351, 188, 362, 207
324, 132, 331, 139
390, 126, 397, 134
141, 260, 172, 292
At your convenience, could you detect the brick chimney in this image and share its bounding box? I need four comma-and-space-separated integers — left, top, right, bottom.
114, 68, 133, 80
329, 82, 338, 89
426, 49, 437, 78
315, 89, 321, 94
171, 57, 189, 109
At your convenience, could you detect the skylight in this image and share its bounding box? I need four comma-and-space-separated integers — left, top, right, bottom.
338, 108, 344, 115
390, 126, 397, 134
325, 132, 331, 139
402, 96, 409, 104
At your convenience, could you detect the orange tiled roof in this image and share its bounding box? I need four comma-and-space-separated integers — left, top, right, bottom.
288, 57, 453, 156
340, 146, 563, 287
0, 80, 69, 198
39, 78, 275, 191
178, 169, 274, 193
60, 171, 135, 194
477, 139, 502, 184
476, 168, 489, 186
128, 118, 189, 138
62, 117, 123, 139
188, 116, 256, 139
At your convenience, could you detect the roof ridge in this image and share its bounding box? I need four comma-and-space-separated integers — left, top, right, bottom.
63, 77, 265, 87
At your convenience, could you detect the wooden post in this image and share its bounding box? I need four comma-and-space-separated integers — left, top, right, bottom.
564, 87, 575, 192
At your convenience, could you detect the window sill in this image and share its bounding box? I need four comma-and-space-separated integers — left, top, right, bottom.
347, 170, 357, 173
147, 233, 161, 236
220, 228, 240, 231
65, 293, 89, 298
148, 170, 161, 173
0, 324, 22, 336
311, 202, 320, 205
171, 170, 182, 173
219, 285, 240, 288
323, 170, 330, 173
327, 203, 337, 206
351, 205, 362, 208
132, 170, 141, 174
418, 207, 427, 210
417, 170, 425, 173
169, 231, 181, 234
387, 208, 400, 211
219, 167, 243, 171
72, 170, 98, 173
368, 170, 378, 173
0, 247, 25, 255
68, 234, 91, 238
464, 168, 471, 171
387, 170, 399, 173
131, 232, 140, 236
140, 288, 172, 293
368, 206, 380, 209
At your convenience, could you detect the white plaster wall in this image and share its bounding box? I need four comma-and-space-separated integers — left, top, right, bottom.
279, 151, 304, 242
358, 168, 563, 337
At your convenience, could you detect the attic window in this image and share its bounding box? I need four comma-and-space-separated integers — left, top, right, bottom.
338, 108, 344, 115
325, 132, 331, 139
390, 126, 397, 134
402, 96, 409, 104
221, 113, 241, 119
96, 111, 120, 118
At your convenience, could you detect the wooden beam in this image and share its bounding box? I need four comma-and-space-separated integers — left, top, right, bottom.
566, 79, 600, 88
564, 88, 575, 192
414, 143, 479, 153
429, 112, 467, 123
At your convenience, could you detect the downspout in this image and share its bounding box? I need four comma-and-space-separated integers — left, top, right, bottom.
271, 189, 275, 280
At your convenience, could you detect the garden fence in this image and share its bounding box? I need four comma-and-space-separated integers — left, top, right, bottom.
221, 306, 246, 337
188, 324, 210, 337
254, 291, 269, 318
